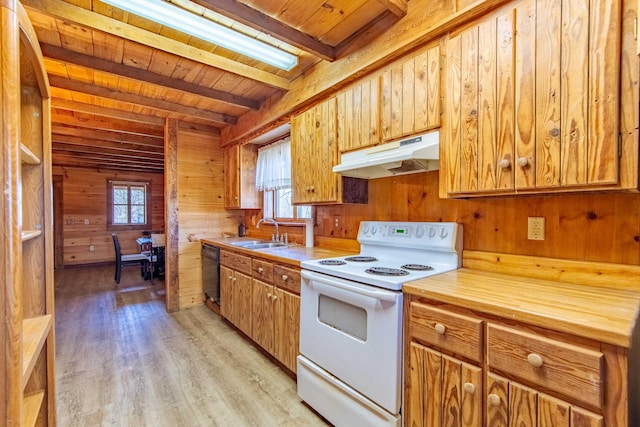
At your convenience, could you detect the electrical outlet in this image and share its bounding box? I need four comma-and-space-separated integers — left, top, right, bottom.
89, 245, 95, 252
84, 218, 89, 225
527, 217, 545, 240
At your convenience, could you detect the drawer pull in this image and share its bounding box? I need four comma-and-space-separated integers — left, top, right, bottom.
258, 267, 264, 273
527, 353, 544, 368
434, 323, 446, 335
463, 383, 475, 395
488, 394, 501, 407
282, 274, 289, 281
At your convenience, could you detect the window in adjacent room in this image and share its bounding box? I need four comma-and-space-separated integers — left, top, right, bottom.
107, 180, 150, 229
256, 137, 312, 221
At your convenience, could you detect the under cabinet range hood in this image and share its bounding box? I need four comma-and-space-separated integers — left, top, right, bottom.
333, 131, 440, 179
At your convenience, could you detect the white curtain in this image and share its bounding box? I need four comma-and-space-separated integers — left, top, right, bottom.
255, 137, 291, 191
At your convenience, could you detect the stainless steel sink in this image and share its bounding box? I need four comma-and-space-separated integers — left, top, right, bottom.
242, 242, 286, 249
229, 240, 286, 249
229, 240, 266, 247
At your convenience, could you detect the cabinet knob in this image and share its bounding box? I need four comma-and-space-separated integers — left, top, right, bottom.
434, 323, 446, 335
228, 275, 233, 280
488, 394, 501, 407
258, 267, 264, 273
463, 383, 475, 394
499, 158, 511, 169
527, 353, 544, 368
282, 274, 289, 281
310, 186, 315, 192
517, 157, 529, 167
272, 294, 277, 300
267, 293, 272, 298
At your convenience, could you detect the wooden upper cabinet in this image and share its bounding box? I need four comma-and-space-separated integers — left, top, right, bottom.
337, 77, 381, 152
223, 144, 261, 209
381, 45, 441, 142
291, 98, 368, 205
441, 0, 634, 198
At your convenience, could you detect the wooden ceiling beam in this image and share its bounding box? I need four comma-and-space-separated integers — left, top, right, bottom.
51, 112, 164, 139
190, 0, 336, 61
43, 44, 260, 110
49, 75, 237, 126
52, 124, 163, 146
52, 156, 164, 173
52, 151, 164, 167
51, 134, 164, 155
23, 0, 291, 90
52, 143, 164, 162
52, 98, 166, 126
375, 0, 408, 17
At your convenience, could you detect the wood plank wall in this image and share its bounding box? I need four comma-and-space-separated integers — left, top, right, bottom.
51, 166, 164, 265
315, 171, 640, 265
175, 129, 243, 309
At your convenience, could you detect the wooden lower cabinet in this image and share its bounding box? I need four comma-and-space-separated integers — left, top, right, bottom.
486, 373, 602, 427
404, 297, 628, 426
406, 342, 482, 427
220, 265, 252, 336
220, 248, 300, 374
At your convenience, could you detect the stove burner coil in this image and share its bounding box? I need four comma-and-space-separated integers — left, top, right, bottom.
318, 259, 347, 266
345, 256, 378, 263
365, 267, 410, 276
401, 264, 434, 271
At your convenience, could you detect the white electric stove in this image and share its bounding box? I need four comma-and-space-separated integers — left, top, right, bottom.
298, 221, 463, 427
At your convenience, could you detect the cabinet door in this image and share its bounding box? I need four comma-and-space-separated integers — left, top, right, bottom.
442, 0, 621, 197
251, 279, 275, 354
223, 145, 240, 208
381, 46, 441, 142
406, 342, 482, 427
486, 373, 603, 427
220, 265, 235, 322
234, 271, 253, 336
291, 98, 339, 204
273, 287, 300, 373
337, 77, 381, 152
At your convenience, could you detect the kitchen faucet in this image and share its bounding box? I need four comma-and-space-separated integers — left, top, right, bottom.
256, 217, 279, 241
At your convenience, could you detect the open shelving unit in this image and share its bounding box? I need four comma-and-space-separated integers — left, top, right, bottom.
1, 1, 55, 426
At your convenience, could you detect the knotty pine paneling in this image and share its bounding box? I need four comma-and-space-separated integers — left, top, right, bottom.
315, 171, 640, 265
52, 166, 164, 265
176, 129, 243, 310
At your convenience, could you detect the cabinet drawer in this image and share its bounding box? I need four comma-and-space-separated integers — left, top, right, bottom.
409, 303, 483, 363
220, 250, 252, 275
487, 323, 603, 409
273, 264, 301, 294
252, 259, 273, 283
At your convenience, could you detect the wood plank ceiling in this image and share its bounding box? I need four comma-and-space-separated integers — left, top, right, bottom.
22, 0, 408, 173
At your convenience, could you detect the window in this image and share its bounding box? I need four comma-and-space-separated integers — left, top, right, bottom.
256, 137, 311, 221
107, 180, 150, 229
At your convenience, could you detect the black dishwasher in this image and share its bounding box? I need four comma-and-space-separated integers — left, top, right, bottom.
201, 243, 220, 305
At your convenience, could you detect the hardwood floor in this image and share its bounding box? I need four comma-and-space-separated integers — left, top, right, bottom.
54, 265, 328, 426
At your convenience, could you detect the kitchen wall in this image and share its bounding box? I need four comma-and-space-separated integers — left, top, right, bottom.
315, 171, 640, 265
52, 166, 165, 266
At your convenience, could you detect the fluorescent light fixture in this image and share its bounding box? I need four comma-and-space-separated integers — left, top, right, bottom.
101, 0, 298, 70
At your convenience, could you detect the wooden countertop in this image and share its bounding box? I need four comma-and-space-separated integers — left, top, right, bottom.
403, 252, 640, 348
200, 237, 357, 266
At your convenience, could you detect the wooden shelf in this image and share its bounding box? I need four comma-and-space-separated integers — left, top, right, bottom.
20, 144, 41, 165
21, 230, 42, 242
23, 391, 44, 427
22, 315, 52, 384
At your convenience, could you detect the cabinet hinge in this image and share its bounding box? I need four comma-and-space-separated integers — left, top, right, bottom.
618, 134, 623, 157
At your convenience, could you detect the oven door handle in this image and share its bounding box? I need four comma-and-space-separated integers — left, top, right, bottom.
302, 270, 398, 303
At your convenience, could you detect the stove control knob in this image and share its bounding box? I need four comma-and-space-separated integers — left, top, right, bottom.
439, 228, 449, 239
428, 227, 437, 238
370, 226, 378, 235
362, 224, 370, 234
415, 226, 425, 238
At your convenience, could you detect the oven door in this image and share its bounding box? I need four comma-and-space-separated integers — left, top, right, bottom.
299, 269, 403, 415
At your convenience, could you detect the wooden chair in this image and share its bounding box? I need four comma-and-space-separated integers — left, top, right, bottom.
112, 233, 151, 284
